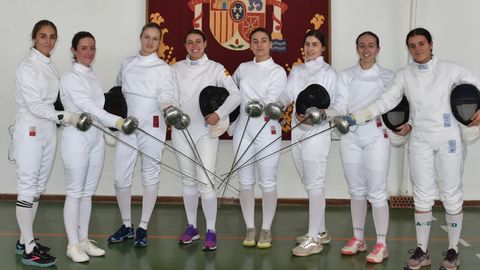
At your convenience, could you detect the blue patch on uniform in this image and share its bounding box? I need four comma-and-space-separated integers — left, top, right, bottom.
448, 140, 456, 153
443, 113, 451, 127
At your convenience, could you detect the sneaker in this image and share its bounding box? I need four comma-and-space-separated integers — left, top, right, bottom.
366, 243, 389, 263
16, 239, 51, 255
295, 231, 331, 245
404, 247, 431, 270
242, 228, 256, 247
21, 246, 57, 267
341, 237, 367, 255
256, 229, 272, 249
178, 224, 200, 245
134, 227, 148, 247
66, 243, 89, 263
80, 239, 105, 256
202, 230, 217, 251
439, 248, 459, 270
292, 237, 323, 257
107, 224, 134, 243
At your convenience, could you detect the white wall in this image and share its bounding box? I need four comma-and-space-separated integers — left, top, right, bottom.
1, 0, 480, 200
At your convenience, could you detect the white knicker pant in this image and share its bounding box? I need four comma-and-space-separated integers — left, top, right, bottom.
61, 127, 105, 198
114, 113, 166, 188
291, 125, 331, 191
233, 117, 281, 192
172, 131, 218, 195
14, 120, 57, 197
409, 129, 463, 214
340, 128, 390, 206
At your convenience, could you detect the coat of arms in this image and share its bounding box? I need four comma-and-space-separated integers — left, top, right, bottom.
188, 0, 288, 51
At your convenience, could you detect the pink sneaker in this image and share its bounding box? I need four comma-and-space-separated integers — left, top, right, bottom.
178, 224, 200, 244
202, 230, 217, 251
366, 243, 389, 263
341, 237, 367, 255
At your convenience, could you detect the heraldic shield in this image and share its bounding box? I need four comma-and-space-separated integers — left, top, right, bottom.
195, 0, 287, 51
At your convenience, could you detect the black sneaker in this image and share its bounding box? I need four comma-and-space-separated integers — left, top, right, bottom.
404, 247, 431, 269
134, 227, 148, 247
108, 224, 134, 243
16, 239, 51, 255
439, 248, 459, 270
21, 246, 56, 268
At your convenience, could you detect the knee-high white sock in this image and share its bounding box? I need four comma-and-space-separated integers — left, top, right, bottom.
183, 185, 199, 228
239, 185, 255, 229
115, 186, 132, 228
78, 196, 92, 241
372, 203, 389, 245
64, 196, 81, 245
351, 198, 367, 240
139, 183, 159, 230
19, 196, 40, 246
307, 190, 324, 240
261, 190, 277, 231
16, 195, 35, 253
446, 212, 463, 251
415, 212, 432, 252
201, 192, 217, 231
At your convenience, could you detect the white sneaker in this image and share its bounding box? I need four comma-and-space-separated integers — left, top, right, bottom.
366, 243, 389, 263
295, 231, 331, 245
341, 237, 367, 255
80, 239, 105, 257
292, 237, 323, 257
67, 243, 89, 262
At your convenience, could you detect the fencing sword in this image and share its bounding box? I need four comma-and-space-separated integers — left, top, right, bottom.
219, 100, 265, 203
181, 126, 216, 190
217, 102, 284, 192
173, 112, 237, 193
220, 109, 345, 187
217, 106, 326, 191
87, 118, 209, 187
135, 126, 238, 192
232, 124, 338, 174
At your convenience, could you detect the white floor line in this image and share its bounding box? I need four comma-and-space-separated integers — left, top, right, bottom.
439, 225, 471, 247
476, 254, 480, 259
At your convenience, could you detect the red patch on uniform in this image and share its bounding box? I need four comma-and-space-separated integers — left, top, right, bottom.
153, 115, 159, 128
29, 127, 36, 137
270, 125, 276, 135
376, 118, 382, 128
384, 130, 388, 138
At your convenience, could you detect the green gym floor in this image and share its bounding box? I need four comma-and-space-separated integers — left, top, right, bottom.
0, 201, 479, 269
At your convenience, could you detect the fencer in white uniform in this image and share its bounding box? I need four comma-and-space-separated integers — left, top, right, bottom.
108, 23, 178, 247
337, 32, 393, 263
60, 31, 128, 263
14, 20, 75, 267
350, 28, 480, 270
286, 30, 344, 257
172, 29, 240, 250
232, 28, 287, 249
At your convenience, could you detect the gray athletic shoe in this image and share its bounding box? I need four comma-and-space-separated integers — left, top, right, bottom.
256, 229, 272, 249
292, 237, 323, 256
295, 231, 331, 245
242, 228, 256, 247
404, 247, 431, 270
439, 248, 459, 270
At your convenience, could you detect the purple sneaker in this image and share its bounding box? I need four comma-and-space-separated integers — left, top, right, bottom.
178, 224, 200, 244
202, 230, 217, 251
